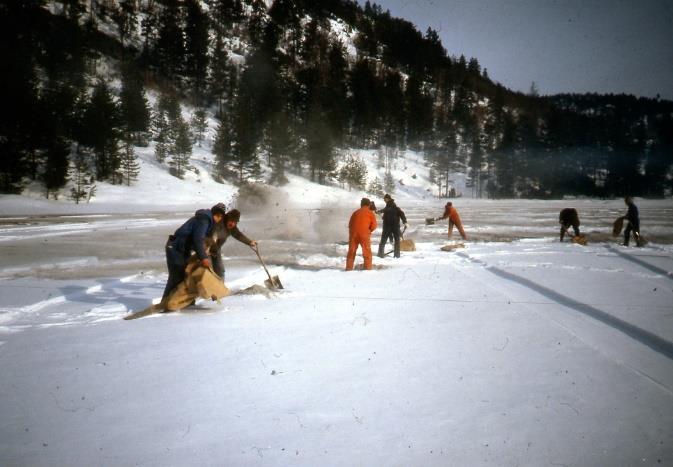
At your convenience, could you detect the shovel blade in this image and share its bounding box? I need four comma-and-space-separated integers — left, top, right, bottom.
264, 276, 284, 290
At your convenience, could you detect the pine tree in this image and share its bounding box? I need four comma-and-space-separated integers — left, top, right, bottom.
118, 140, 141, 186
119, 63, 150, 145
265, 111, 293, 186
170, 121, 192, 178
155, 0, 185, 80
80, 81, 122, 182
112, 0, 138, 48
184, 0, 209, 99
338, 155, 368, 191
213, 114, 234, 180
69, 149, 94, 204
384, 170, 395, 194
42, 138, 70, 200
367, 176, 384, 197
190, 108, 208, 147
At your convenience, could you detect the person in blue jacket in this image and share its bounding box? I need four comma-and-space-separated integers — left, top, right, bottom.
162, 203, 228, 300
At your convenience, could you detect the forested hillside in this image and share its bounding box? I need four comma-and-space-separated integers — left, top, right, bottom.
1, 0, 671, 200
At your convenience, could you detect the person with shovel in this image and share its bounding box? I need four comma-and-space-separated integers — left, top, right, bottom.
559, 207, 581, 242
208, 209, 257, 281
620, 196, 642, 246
438, 201, 468, 240
162, 202, 229, 301
377, 194, 407, 259
346, 198, 378, 271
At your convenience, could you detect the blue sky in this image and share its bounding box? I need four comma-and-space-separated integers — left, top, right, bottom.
357, 0, 673, 100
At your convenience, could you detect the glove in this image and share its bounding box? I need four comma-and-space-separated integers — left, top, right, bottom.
200, 258, 211, 268
404, 223, 409, 228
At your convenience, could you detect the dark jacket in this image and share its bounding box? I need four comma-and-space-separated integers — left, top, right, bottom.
559, 208, 580, 226
626, 202, 639, 225
380, 200, 407, 229
169, 209, 215, 265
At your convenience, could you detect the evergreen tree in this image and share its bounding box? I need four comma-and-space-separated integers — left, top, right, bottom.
208, 33, 234, 117
118, 140, 141, 186
265, 111, 294, 186
404, 72, 433, 150
190, 108, 208, 147
349, 59, 381, 146
367, 176, 384, 197
80, 81, 122, 182
42, 138, 70, 200
69, 148, 95, 204
119, 63, 150, 144
213, 113, 235, 180
184, 0, 209, 99
155, 0, 185, 80
209, 0, 244, 33
111, 0, 138, 48
170, 120, 192, 178
338, 154, 368, 191
384, 170, 395, 194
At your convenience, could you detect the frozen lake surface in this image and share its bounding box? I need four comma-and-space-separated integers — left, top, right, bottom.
1, 198, 672, 466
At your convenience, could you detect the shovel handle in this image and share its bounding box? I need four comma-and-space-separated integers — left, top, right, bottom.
251, 244, 274, 282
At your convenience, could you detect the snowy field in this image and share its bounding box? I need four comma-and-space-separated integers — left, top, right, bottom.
1, 193, 672, 466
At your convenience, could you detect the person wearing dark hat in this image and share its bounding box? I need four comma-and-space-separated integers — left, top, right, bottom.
346, 198, 378, 271
377, 194, 407, 258
161, 203, 228, 300
205, 209, 257, 280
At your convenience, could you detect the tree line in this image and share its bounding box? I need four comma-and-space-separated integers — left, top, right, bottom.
1, 0, 671, 201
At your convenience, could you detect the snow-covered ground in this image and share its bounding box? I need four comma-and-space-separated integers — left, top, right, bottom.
1, 149, 672, 465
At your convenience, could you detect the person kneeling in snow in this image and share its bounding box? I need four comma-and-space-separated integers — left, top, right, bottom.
162, 203, 228, 302
346, 198, 378, 271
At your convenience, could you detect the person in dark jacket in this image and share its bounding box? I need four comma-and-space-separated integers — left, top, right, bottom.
162, 203, 227, 300
208, 209, 257, 280
621, 196, 641, 246
559, 208, 581, 242
377, 194, 407, 258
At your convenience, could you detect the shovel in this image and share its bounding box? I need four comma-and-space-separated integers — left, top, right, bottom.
251, 244, 283, 289
384, 225, 408, 256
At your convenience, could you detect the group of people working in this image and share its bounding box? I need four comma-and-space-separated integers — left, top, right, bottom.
159, 195, 642, 307
346, 194, 468, 271
558, 196, 641, 246
348, 195, 643, 271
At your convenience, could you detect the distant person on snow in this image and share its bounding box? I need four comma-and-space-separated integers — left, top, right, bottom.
346, 198, 378, 271
162, 203, 228, 301
621, 196, 641, 246
559, 208, 581, 242
207, 209, 257, 281
377, 194, 407, 258
438, 201, 468, 240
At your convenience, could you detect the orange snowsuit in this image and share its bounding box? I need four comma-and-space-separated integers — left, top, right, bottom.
441, 205, 467, 240
346, 206, 378, 271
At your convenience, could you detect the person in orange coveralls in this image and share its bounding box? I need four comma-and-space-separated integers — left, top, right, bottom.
438, 201, 468, 240
346, 198, 378, 271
